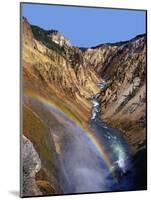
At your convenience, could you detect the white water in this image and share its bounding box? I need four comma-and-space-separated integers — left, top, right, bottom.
90, 92, 131, 175
46, 103, 113, 193
27, 89, 134, 194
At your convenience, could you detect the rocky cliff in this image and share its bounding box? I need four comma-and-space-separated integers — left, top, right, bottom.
23, 17, 100, 123
82, 34, 146, 153
22, 17, 146, 195
22, 17, 101, 196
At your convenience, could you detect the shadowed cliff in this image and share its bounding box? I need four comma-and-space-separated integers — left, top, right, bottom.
22, 17, 146, 195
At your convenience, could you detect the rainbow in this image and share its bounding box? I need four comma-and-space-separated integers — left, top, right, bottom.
23, 91, 118, 182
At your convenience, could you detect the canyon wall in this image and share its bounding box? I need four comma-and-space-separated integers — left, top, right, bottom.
22, 17, 146, 195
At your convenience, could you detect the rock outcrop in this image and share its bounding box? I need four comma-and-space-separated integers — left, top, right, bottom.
83, 34, 146, 153
23, 18, 100, 124
48, 30, 72, 47
22, 135, 42, 197
22, 17, 146, 194
22, 105, 63, 196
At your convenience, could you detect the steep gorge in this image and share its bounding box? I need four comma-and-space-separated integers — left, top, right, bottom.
22, 17, 146, 196
83, 34, 146, 153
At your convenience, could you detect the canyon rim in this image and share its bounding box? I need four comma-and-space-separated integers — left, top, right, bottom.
21, 3, 147, 197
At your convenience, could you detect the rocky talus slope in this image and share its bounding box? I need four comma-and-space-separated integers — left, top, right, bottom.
22, 17, 146, 195
23, 18, 100, 119
83, 34, 146, 153
22, 17, 100, 196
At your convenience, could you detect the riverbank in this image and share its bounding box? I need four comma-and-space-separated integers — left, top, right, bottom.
102, 117, 146, 155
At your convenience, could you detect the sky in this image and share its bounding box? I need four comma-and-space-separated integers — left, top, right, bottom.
22, 3, 146, 48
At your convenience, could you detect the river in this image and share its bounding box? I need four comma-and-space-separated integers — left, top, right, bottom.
40, 91, 136, 194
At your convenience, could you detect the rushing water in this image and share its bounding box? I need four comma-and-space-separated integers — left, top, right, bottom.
38, 91, 135, 194
89, 93, 135, 191
27, 85, 136, 194
44, 101, 115, 193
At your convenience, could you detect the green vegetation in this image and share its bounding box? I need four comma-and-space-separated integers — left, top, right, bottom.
23, 106, 52, 161
68, 50, 82, 67
115, 87, 139, 114
23, 105, 62, 194
31, 25, 66, 56
31, 25, 81, 68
